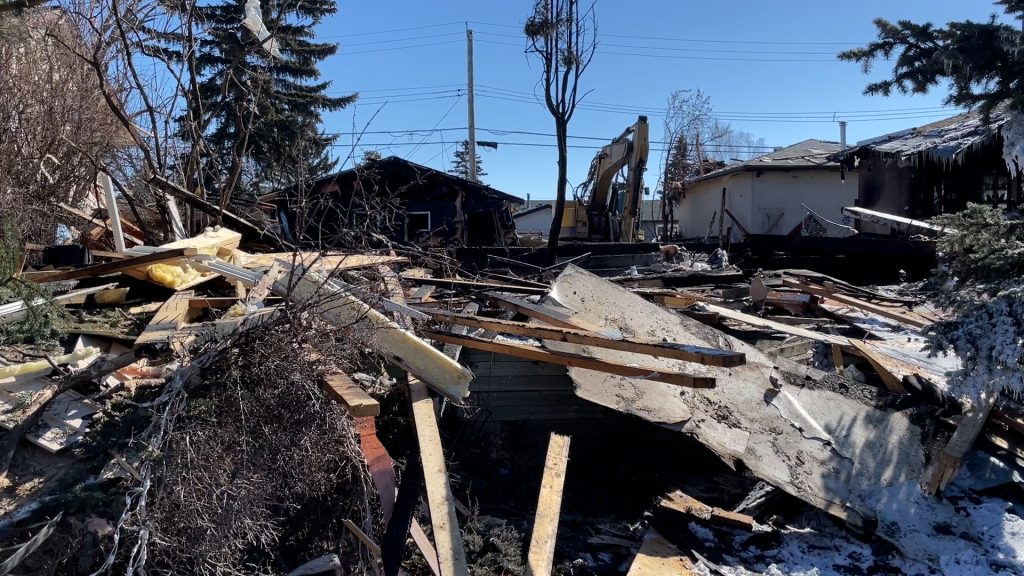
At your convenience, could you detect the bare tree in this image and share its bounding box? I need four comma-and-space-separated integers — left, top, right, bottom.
524, 0, 596, 265
0, 7, 125, 243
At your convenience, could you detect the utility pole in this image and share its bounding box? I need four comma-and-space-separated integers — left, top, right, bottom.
466, 27, 478, 183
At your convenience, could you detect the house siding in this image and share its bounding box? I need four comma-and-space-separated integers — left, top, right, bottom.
678, 169, 858, 241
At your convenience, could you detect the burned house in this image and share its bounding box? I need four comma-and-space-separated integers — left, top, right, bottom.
836, 109, 1020, 234
273, 156, 524, 247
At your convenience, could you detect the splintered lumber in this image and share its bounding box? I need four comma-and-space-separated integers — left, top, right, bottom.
625, 529, 696, 576
122, 228, 243, 289
660, 490, 756, 529
321, 372, 380, 417
24, 248, 198, 284
781, 278, 932, 330
134, 290, 194, 346
697, 302, 849, 346
847, 340, 905, 393
235, 251, 406, 271
651, 293, 701, 309
275, 269, 474, 401
545, 266, 930, 533
148, 174, 292, 248
485, 292, 590, 330
441, 303, 480, 361
247, 262, 284, 305
420, 309, 745, 367
527, 433, 571, 576
923, 389, 998, 494
409, 380, 469, 575
0, 283, 119, 325
402, 275, 548, 295
424, 331, 715, 388
342, 519, 382, 558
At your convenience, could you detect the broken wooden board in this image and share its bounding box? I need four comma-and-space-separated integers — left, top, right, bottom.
275, 269, 474, 401
23, 248, 198, 284
234, 251, 406, 271
846, 338, 953, 393
0, 283, 120, 325
419, 309, 745, 367
542, 265, 926, 531
424, 331, 715, 389
923, 389, 998, 494
122, 228, 242, 290
527, 433, 571, 576
782, 278, 934, 330
410, 380, 469, 575
0, 381, 99, 453
403, 275, 547, 295
625, 529, 697, 575
484, 292, 603, 332
660, 490, 756, 530
134, 291, 194, 346
697, 301, 849, 346
321, 372, 380, 417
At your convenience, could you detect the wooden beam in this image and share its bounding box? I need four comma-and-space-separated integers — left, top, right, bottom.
424, 331, 715, 389
485, 292, 588, 330
527, 433, 571, 576
782, 279, 931, 330
847, 340, 906, 393
419, 309, 745, 367
403, 275, 547, 295
134, 290, 194, 346
409, 380, 469, 575
342, 519, 382, 558
698, 302, 849, 346
660, 490, 756, 530
24, 248, 197, 283
276, 269, 474, 401
247, 262, 285, 305
148, 174, 292, 248
99, 172, 126, 252
922, 389, 998, 494
321, 373, 380, 417
625, 529, 697, 576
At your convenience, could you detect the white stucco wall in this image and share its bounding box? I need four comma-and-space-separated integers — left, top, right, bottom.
677, 169, 858, 241
678, 172, 754, 242
513, 207, 553, 236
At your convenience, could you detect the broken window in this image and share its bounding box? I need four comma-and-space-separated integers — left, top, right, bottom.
406, 211, 431, 242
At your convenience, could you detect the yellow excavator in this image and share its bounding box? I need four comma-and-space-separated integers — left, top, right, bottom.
567, 115, 650, 242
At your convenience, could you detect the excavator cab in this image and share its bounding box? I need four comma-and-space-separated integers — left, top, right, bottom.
575, 115, 650, 242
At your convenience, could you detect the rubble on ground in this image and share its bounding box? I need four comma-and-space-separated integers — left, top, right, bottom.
0, 217, 1022, 575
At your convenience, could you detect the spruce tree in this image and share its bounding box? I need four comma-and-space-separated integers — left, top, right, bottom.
450, 140, 486, 183
183, 0, 354, 198
838, 1, 1024, 116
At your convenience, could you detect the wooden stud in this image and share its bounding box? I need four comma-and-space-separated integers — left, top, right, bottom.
922, 389, 998, 494
409, 380, 469, 575
625, 529, 697, 576
526, 433, 571, 576
420, 309, 745, 367
660, 490, 756, 530
424, 331, 715, 389
342, 519, 382, 558
403, 275, 547, 295
846, 340, 906, 393
134, 290, 194, 346
485, 292, 592, 330
321, 373, 380, 417
23, 248, 198, 284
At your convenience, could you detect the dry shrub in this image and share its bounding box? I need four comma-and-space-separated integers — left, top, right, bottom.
145, 316, 376, 576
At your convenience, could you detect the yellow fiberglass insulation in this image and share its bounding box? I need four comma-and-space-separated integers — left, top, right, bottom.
148, 263, 202, 289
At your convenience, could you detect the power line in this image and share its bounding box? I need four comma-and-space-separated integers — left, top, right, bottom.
330, 140, 779, 153
337, 39, 462, 56
467, 20, 868, 46
476, 30, 841, 55
477, 38, 838, 62
408, 96, 464, 158
319, 21, 464, 39
332, 32, 464, 47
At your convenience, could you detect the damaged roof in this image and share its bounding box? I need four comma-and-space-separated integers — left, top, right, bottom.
837, 107, 1007, 163
312, 155, 525, 204
692, 139, 844, 184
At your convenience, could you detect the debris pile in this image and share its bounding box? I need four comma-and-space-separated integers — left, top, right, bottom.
1, 218, 1022, 575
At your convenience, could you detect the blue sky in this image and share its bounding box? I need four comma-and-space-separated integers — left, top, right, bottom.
315, 1, 1005, 201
